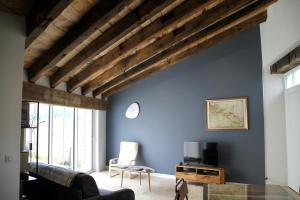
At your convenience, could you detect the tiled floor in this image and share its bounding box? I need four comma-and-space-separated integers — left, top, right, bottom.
91, 171, 203, 200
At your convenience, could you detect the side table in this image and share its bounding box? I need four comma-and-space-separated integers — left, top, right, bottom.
120, 166, 155, 192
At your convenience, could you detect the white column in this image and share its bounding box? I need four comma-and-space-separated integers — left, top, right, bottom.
93, 110, 106, 171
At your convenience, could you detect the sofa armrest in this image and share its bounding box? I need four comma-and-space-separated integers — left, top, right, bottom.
83, 196, 101, 200
99, 188, 135, 200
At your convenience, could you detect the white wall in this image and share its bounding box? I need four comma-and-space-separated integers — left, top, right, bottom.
260, 0, 300, 67
0, 12, 25, 200
260, 0, 300, 185
285, 85, 300, 192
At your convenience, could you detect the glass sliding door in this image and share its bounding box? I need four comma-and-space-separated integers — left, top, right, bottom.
38, 104, 50, 164
75, 108, 93, 172
51, 105, 74, 169
33, 103, 94, 172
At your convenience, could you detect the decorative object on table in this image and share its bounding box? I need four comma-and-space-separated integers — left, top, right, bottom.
205, 97, 248, 130
125, 102, 140, 119
175, 179, 188, 200
109, 141, 139, 177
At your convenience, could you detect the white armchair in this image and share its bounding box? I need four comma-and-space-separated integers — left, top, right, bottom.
109, 141, 139, 177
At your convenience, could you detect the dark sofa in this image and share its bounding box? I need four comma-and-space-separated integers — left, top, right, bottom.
24, 168, 134, 200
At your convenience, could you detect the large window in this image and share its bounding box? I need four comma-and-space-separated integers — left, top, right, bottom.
29, 104, 94, 172
38, 104, 49, 164
51, 106, 74, 169
285, 65, 300, 89
76, 108, 93, 172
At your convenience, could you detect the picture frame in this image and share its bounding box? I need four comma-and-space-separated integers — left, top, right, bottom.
205, 97, 248, 131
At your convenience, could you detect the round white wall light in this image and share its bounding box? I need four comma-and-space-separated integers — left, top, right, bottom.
125, 102, 140, 119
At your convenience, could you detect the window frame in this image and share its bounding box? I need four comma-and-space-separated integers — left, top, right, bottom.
75, 108, 94, 173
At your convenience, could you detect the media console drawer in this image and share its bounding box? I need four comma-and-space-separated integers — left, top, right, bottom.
176, 165, 225, 184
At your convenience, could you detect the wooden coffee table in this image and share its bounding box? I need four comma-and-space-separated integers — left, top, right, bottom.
120, 166, 155, 192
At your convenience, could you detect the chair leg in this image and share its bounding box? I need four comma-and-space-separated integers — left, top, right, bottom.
139, 172, 141, 185
109, 166, 112, 177
121, 170, 124, 187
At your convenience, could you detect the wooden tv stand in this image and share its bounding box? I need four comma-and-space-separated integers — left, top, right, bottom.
176, 164, 225, 184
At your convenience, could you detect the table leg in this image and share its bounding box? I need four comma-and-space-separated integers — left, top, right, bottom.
148, 172, 151, 192
139, 172, 141, 185
121, 170, 124, 188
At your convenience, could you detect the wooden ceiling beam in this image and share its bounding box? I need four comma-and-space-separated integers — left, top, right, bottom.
26, 0, 72, 49
27, 0, 142, 83
81, 0, 259, 95
270, 45, 300, 74
102, 12, 268, 97
93, 0, 273, 97
22, 81, 106, 110
0, 0, 33, 16
66, 0, 223, 93
49, 0, 184, 88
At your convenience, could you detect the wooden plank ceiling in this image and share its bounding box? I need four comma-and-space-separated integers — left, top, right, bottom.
24, 0, 277, 99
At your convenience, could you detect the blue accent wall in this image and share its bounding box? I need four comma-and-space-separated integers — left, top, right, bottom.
106, 27, 265, 184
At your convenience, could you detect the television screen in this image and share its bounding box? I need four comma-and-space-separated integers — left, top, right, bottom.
183, 142, 202, 164
183, 141, 219, 166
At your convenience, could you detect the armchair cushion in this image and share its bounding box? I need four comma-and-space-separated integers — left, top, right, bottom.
109, 142, 139, 178
118, 142, 138, 166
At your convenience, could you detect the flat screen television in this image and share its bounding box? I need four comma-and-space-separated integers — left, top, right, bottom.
202, 142, 218, 166
183, 142, 202, 165
183, 141, 218, 166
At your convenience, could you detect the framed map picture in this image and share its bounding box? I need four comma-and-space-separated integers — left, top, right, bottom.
206, 97, 248, 130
